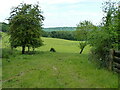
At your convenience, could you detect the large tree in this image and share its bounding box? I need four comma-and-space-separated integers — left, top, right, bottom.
8, 3, 44, 54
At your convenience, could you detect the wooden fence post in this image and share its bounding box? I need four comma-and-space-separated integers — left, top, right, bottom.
109, 49, 114, 71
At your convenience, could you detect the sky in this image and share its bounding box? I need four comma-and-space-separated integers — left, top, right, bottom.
0, 0, 119, 28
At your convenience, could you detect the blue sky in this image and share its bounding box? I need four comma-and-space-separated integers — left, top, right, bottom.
0, 0, 119, 27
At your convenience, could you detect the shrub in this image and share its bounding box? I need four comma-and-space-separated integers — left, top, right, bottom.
88, 28, 112, 68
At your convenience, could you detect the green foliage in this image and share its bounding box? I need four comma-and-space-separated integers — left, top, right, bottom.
114, 5, 120, 50
88, 1, 118, 68
75, 21, 95, 41
0, 22, 9, 32
75, 20, 95, 54
89, 29, 110, 67
8, 3, 44, 54
42, 31, 76, 40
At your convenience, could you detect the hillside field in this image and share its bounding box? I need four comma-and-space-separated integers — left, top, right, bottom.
2, 33, 118, 88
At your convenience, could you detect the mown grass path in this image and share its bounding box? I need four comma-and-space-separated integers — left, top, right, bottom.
2, 37, 118, 88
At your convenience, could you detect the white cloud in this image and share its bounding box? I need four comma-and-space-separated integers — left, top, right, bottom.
0, 0, 38, 22
0, 0, 119, 27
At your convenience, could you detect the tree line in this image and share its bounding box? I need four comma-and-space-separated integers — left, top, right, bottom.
43, 27, 76, 31
42, 30, 76, 40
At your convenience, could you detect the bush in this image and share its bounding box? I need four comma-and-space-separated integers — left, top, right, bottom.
88, 28, 114, 68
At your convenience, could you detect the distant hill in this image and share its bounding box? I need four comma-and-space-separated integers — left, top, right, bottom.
43, 27, 76, 32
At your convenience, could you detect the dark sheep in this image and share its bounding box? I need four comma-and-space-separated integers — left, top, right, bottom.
50, 48, 56, 52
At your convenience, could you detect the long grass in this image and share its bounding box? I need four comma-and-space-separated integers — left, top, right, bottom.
2, 32, 118, 88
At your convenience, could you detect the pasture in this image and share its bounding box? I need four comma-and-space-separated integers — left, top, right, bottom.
2, 33, 118, 88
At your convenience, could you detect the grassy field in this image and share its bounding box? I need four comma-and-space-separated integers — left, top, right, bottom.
2, 32, 118, 88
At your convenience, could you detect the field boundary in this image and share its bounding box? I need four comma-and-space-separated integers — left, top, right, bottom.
109, 49, 120, 73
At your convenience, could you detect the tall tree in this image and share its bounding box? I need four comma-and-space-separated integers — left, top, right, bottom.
8, 3, 44, 54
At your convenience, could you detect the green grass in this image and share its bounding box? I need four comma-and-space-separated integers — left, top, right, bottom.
2, 33, 118, 88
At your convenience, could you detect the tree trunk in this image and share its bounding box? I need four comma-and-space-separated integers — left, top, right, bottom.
80, 48, 84, 54
109, 49, 114, 71
22, 46, 25, 54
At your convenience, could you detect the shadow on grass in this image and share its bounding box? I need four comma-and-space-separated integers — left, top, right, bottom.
1, 48, 48, 58
1, 47, 90, 61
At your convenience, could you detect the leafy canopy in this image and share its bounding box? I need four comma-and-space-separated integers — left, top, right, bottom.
75, 21, 95, 41
88, 0, 119, 68
8, 3, 44, 53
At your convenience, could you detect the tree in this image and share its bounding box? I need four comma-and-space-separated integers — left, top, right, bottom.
75, 21, 95, 41
8, 3, 44, 54
75, 20, 95, 54
115, 3, 120, 50
88, 0, 118, 68
101, 0, 118, 50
